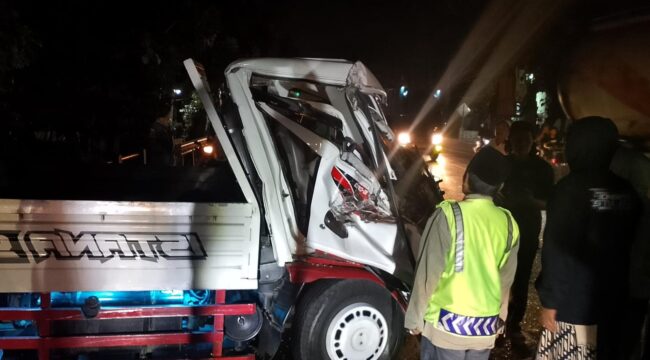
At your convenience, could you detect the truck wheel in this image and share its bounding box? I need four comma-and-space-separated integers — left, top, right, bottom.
292, 279, 404, 360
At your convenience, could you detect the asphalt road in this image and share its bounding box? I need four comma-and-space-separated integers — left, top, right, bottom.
424, 138, 476, 201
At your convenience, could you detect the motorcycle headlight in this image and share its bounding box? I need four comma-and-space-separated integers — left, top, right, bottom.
431, 133, 443, 146
397, 132, 411, 146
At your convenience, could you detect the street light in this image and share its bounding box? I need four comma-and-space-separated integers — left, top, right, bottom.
399, 85, 409, 98
173, 89, 182, 96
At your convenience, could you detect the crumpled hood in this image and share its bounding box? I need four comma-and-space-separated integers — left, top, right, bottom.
566, 116, 619, 173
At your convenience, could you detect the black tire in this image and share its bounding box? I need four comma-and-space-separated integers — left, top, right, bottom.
292, 279, 405, 360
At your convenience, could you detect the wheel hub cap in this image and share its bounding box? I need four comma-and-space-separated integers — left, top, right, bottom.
325, 303, 388, 360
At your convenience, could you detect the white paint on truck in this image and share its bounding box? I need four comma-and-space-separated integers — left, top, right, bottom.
0, 200, 257, 291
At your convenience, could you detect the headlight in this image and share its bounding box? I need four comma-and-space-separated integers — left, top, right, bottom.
431, 133, 443, 145
202, 145, 214, 154
397, 132, 411, 146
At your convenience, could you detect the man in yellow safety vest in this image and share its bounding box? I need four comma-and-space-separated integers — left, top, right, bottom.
405, 148, 520, 360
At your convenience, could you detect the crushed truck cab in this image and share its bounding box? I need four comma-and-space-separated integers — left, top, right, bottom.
199, 58, 413, 278
0, 58, 443, 359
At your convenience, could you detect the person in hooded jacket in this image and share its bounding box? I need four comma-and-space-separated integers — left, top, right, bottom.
535, 117, 641, 360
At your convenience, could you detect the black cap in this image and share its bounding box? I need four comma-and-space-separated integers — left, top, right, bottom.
466, 147, 510, 186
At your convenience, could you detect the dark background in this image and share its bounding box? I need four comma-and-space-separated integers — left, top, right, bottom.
0, 0, 646, 162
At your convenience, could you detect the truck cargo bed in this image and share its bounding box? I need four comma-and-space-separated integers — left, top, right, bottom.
0, 199, 258, 292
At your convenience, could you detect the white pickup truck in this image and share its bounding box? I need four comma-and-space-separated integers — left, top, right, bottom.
0, 58, 442, 359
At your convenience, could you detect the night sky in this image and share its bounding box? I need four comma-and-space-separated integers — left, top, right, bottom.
2, 1, 488, 100
0, 0, 645, 154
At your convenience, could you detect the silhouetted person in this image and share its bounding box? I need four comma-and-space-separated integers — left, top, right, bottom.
489, 120, 510, 155
535, 123, 551, 146
500, 121, 553, 357
536, 117, 641, 359
147, 101, 174, 166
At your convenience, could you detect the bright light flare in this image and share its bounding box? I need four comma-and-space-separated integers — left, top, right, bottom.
173, 89, 182, 96
397, 132, 411, 146
202, 145, 214, 154
407, 0, 569, 147
431, 133, 443, 145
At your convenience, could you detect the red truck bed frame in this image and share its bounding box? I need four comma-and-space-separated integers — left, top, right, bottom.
0, 291, 255, 360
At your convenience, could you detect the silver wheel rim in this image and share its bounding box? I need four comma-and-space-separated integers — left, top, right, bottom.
325, 303, 388, 360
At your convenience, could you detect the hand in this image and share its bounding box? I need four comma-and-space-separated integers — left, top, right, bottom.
408, 328, 421, 336
539, 307, 559, 332
496, 318, 506, 335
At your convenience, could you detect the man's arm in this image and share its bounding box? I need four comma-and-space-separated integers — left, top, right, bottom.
538, 160, 556, 208
535, 185, 575, 331
404, 208, 452, 332
537, 229, 565, 332
530, 159, 555, 210
499, 237, 519, 321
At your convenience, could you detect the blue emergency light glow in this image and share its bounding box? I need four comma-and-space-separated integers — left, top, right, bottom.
50, 290, 187, 307
399, 85, 409, 98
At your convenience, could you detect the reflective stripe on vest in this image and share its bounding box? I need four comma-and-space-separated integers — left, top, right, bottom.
424, 199, 519, 335
450, 202, 464, 272
450, 202, 514, 273
438, 309, 498, 336
505, 210, 513, 252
